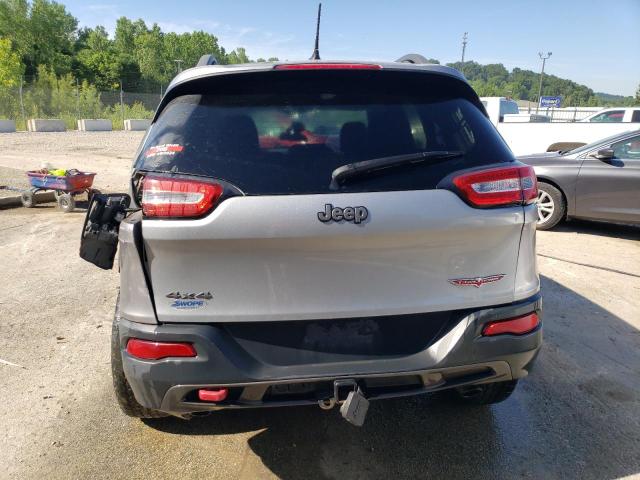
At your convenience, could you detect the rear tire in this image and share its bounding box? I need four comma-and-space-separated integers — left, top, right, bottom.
453, 380, 518, 405
536, 182, 565, 230
111, 296, 168, 419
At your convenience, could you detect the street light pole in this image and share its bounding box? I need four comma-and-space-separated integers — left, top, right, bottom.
537, 51, 552, 112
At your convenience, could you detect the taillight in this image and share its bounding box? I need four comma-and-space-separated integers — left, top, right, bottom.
141, 176, 223, 218
482, 312, 540, 336
452, 165, 537, 208
274, 63, 381, 70
126, 339, 197, 360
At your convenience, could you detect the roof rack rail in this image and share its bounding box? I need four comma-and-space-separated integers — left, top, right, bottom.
196, 54, 218, 67
395, 54, 430, 64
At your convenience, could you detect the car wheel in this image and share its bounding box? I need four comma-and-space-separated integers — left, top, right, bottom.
453, 380, 518, 405
111, 294, 168, 419
536, 182, 565, 230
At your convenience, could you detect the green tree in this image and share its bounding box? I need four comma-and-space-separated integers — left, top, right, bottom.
0, 0, 31, 59
0, 37, 24, 87
226, 47, 250, 64
163, 30, 226, 73
114, 17, 148, 55
0, 0, 77, 76
134, 24, 167, 85
0, 36, 25, 119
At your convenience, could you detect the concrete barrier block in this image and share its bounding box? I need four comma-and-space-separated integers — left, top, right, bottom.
0, 120, 16, 133
27, 119, 66, 132
78, 119, 112, 131
124, 119, 151, 131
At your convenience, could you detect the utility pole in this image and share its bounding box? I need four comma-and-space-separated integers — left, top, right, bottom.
174, 59, 184, 73
537, 51, 552, 113
18, 75, 26, 129
120, 80, 125, 129
461, 32, 468, 63
460, 32, 468, 76
75, 78, 80, 126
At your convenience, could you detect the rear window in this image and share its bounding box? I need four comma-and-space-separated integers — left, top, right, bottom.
135, 71, 514, 194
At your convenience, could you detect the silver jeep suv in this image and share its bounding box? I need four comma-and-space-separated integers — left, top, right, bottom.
80, 57, 542, 424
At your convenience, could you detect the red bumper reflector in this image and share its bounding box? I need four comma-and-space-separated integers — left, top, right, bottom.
482, 312, 540, 336
126, 339, 197, 360
198, 388, 229, 402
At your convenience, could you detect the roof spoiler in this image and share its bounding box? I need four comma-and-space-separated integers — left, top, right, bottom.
196, 54, 218, 67
395, 54, 430, 64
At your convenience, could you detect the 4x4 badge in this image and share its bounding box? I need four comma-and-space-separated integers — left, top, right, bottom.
449, 274, 505, 288
318, 204, 368, 224
166, 291, 213, 300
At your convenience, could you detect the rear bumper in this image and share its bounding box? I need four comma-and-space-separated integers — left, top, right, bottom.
118, 294, 542, 416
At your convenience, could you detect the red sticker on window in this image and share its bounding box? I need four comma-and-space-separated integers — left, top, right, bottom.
145, 144, 184, 158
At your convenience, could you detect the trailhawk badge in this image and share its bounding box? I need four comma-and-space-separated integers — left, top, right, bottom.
166, 291, 212, 310
448, 274, 506, 288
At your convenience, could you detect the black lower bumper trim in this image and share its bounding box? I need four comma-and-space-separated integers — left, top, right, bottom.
160, 361, 514, 415
119, 293, 542, 413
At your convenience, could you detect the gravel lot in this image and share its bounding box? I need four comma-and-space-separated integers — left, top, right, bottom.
0, 131, 143, 193
0, 133, 639, 479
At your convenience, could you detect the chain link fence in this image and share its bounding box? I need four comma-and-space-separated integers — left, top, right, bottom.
0, 81, 162, 131
0, 81, 613, 130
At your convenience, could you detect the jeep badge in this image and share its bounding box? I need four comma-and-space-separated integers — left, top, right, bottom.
317, 204, 369, 224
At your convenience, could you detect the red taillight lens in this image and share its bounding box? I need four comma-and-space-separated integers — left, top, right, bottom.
141, 176, 223, 218
452, 165, 537, 208
482, 312, 540, 336
274, 63, 381, 70
126, 339, 197, 360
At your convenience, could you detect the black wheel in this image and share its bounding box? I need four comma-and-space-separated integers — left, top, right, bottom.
536, 182, 566, 230
21, 190, 35, 208
57, 193, 75, 213
111, 295, 168, 418
453, 380, 518, 405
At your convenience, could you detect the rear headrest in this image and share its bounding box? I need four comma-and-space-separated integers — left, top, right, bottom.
217, 115, 259, 156
367, 108, 414, 156
340, 121, 368, 158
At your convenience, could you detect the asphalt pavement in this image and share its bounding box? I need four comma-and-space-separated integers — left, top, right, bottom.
0, 205, 639, 480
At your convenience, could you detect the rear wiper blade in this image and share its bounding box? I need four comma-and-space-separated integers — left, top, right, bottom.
330, 150, 464, 188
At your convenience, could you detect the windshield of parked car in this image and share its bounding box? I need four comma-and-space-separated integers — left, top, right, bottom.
135, 71, 514, 194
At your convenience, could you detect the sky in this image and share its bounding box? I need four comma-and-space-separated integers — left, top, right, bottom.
64, 0, 640, 96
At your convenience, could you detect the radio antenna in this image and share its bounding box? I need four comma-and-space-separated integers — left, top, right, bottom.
309, 3, 322, 60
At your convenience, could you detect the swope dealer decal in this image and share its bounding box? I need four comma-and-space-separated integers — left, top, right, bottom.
166, 291, 212, 310
145, 144, 184, 158
170, 299, 205, 310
